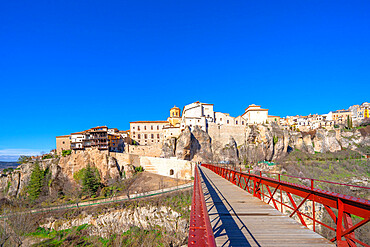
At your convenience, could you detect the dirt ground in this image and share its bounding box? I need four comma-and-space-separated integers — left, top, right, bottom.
128, 171, 191, 194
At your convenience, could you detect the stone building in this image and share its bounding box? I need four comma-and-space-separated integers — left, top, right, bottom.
56, 135, 71, 155
130, 121, 168, 145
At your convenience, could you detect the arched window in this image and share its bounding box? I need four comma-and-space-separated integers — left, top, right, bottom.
170, 169, 174, 175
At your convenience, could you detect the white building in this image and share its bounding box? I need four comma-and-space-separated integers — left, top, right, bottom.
241, 104, 269, 125
70, 131, 86, 150
180, 102, 214, 131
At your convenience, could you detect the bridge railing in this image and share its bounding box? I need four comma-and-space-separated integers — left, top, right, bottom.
188, 165, 216, 247
202, 163, 370, 247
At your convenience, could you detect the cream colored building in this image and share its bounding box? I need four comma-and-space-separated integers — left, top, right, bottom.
130, 121, 168, 145
267, 115, 281, 125
332, 110, 352, 125
241, 104, 269, 124
56, 135, 71, 155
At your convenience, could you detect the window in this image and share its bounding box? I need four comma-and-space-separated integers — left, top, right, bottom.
145, 134, 147, 139
242, 121, 244, 125
133, 127, 135, 129
157, 126, 159, 130
227, 120, 229, 124
138, 126, 140, 131
169, 169, 174, 175
236, 121, 238, 124
144, 126, 146, 130
220, 118, 222, 121
157, 134, 160, 138
151, 126, 153, 130
138, 134, 141, 139
62, 141, 65, 144
151, 134, 154, 139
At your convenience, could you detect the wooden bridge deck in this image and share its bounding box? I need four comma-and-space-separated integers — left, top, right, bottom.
199, 166, 335, 247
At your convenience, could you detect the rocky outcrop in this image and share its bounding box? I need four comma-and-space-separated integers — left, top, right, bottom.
313, 129, 341, 153
213, 136, 239, 164
41, 205, 188, 242
175, 126, 213, 163
0, 150, 136, 198
162, 123, 370, 164
175, 127, 192, 160
191, 126, 213, 163
58, 149, 122, 184
160, 137, 176, 158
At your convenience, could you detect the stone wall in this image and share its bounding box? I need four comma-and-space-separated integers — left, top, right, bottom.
125, 143, 162, 157
140, 156, 194, 180
208, 123, 246, 146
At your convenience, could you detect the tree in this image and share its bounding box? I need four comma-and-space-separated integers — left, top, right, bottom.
27, 163, 44, 201
17, 156, 31, 164
347, 115, 353, 129
82, 164, 101, 197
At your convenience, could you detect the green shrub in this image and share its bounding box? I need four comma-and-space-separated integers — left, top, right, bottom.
42, 154, 53, 160
273, 136, 278, 145
134, 166, 144, 173
27, 162, 44, 201
62, 150, 72, 157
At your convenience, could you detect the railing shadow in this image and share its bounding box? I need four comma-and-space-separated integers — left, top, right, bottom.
199, 167, 261, 247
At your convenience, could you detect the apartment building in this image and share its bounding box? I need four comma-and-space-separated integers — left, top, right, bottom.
70, 131, 85, 150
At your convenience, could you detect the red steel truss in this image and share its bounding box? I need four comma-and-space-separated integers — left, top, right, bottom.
202, 164, 370, 247
188, 165, 216, 247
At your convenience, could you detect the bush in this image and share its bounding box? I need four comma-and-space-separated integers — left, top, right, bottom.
273, 136, 278, 145
18, 155, 31, 164
42, 154, 53, 160
62, 150, 72, 157
134, 166, 144, 173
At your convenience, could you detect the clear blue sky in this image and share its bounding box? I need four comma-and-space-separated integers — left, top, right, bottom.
0, 0, 369, 160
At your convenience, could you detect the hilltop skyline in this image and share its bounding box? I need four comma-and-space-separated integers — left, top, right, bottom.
1, 1, 370, 159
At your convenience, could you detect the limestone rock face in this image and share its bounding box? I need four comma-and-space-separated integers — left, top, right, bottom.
213, 136, 239, 164
191, 126, 213, 163
41, 205, 188, 244
160, 137, 176, 158
314, 129, 341, 153
175, 126, 192, 160
303, 135, 315, 154
58, 149, 121, 184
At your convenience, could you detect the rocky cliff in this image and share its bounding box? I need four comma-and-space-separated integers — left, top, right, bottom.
161, 124, 370, 164
0, 149, 136, 199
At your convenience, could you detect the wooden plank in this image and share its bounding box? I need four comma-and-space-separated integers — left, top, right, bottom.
199, 166, 335, 247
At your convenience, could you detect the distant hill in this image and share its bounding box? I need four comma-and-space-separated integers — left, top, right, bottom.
0, 161, 20, 170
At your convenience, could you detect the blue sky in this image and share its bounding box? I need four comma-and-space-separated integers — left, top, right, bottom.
0, 0, 369, 160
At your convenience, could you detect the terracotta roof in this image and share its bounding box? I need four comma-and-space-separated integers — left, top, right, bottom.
268, 115, 280, 118
130, 121, 168, 123
91, 126, 108, 129
245, 104, 262, 111
56, 135, 70, 138
246, 109, 268, 112
71, 131, 85, 135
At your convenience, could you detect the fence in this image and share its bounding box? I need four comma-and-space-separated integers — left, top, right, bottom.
202, 164, 370, 247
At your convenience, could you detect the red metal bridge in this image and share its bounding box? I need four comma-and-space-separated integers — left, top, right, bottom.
188, 164, 370, 247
